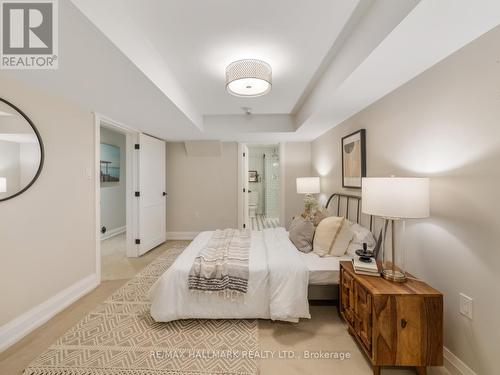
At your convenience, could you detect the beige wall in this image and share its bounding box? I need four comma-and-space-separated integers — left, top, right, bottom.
166, 141, 311, 231
283, 142, 311, 227
0, 74, 95, 325
166, 142, 238, 232
311, 26, 500, 374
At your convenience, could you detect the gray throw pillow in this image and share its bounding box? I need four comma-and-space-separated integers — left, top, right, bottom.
289, 216, 315, 253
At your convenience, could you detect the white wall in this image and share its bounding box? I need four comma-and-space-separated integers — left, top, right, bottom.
0, 73, 95, 326
166, 142, 238, 232
311, 26, 500, 374
283, 142, 311, 228
100, 127, 126, 235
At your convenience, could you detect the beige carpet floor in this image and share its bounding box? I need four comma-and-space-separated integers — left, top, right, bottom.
0, 240, 445, 375
23, 243, 259, 375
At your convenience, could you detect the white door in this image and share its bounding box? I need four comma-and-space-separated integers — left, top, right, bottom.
138, 133, 166, 255
242, 144, 249, 230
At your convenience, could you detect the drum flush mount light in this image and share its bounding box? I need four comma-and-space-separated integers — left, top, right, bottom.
225, 59, 272, 97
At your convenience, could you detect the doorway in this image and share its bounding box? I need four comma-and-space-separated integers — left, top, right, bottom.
238, 143, 284, 230
98, 119, 135, 281
94, 115, 167, 283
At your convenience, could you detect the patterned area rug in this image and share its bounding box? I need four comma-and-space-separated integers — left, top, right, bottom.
24, 242, 259, 375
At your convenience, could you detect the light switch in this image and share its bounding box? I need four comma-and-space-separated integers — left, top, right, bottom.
459, 293, 473, 320
85, 167, 92, 180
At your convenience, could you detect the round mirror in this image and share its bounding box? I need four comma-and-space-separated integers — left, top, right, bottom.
0, 98, 44, 202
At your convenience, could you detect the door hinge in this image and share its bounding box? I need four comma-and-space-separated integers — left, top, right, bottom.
135, 191, 140, 197
135, 239, 141, 245
134, 144, 140, 150
243, 152, 246, 157
243, 224, 246, 229
243, 188, 246, 193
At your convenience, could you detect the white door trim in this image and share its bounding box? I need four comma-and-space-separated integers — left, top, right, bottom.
237, 143, 244, 229
94, 113, 140, 285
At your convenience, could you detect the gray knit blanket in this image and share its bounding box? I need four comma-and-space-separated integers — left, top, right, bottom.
188, 228, 251, 296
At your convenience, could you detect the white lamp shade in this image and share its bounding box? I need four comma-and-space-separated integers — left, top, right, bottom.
0, 177, 6, 193
296, 177, 320, 194
362, 177, 429, 219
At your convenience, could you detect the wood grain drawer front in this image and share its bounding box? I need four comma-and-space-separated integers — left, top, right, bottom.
354, 282, 372, 353
340, 269, 355, 325
373, 295, 443, 366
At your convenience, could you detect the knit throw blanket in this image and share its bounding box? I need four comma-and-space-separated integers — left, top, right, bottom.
188, 229, 251, 296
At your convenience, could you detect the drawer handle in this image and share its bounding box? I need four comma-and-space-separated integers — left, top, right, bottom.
401, 319, 407, 329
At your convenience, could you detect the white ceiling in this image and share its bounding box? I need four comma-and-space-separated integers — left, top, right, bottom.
3, 0, 500, 142
117, 0, 358, 115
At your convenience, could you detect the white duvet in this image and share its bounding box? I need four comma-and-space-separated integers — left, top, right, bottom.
149, 227, 311, 323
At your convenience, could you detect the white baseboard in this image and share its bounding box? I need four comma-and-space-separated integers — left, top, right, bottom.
100, 225, 126, 240
442, 347, 477, 375
0, 273, 99, 352
166, 231, 199, 240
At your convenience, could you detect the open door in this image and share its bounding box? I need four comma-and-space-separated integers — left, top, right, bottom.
137, 133, 166, 255
242, 144, 249, 229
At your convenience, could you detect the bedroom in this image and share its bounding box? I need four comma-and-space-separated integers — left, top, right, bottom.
0, 1, 499, 375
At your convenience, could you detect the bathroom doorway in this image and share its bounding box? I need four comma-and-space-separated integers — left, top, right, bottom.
238, 143, 283, 230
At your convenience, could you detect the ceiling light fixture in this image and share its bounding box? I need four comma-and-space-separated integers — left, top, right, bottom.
226, 59, 272, 97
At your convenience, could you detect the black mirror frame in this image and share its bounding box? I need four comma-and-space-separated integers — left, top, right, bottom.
0, 97, 45, 202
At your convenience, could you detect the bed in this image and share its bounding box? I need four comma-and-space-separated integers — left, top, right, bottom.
149, 193, 378, 322
149, 227, 311, 323
306, 193, 379, 299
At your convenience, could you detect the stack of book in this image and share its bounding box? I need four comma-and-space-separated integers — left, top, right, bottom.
352, 257, 380, 277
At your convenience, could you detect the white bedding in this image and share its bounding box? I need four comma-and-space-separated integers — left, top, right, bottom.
300, 252, 352, 285
300, 239, 374, 285
149, 227, 310, 323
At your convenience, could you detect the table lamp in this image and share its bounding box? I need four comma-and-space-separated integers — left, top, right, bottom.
362, 177, 429, 282
296, 177, 320, 217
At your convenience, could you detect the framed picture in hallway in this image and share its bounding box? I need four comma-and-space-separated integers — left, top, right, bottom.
100, 143, 120, 183
341, 129, 366, 189
248, 170, 258, 182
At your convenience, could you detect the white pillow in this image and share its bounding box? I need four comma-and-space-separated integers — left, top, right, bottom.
348, 221, 376, 248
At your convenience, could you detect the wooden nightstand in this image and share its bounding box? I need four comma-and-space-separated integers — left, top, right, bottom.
339, 261, 443, 375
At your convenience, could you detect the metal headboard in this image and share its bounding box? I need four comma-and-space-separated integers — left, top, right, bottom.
324, 193, 379, 237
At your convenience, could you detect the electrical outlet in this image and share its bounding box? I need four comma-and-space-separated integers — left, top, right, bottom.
459, 293, 473, 320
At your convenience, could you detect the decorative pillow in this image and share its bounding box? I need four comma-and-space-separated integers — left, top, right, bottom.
288, 216, 315, 253
348, 221, 376, 248
330, 220, 354, 256
313, 216, 353, 257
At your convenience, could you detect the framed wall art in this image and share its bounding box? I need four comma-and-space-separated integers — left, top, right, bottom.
341, 129, 366, 189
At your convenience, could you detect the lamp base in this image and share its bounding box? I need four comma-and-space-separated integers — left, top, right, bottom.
381, 269, 407, 283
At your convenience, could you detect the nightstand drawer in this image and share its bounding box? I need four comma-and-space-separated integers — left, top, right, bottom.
354, 282, 372, 353
340, 268, 355, 326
